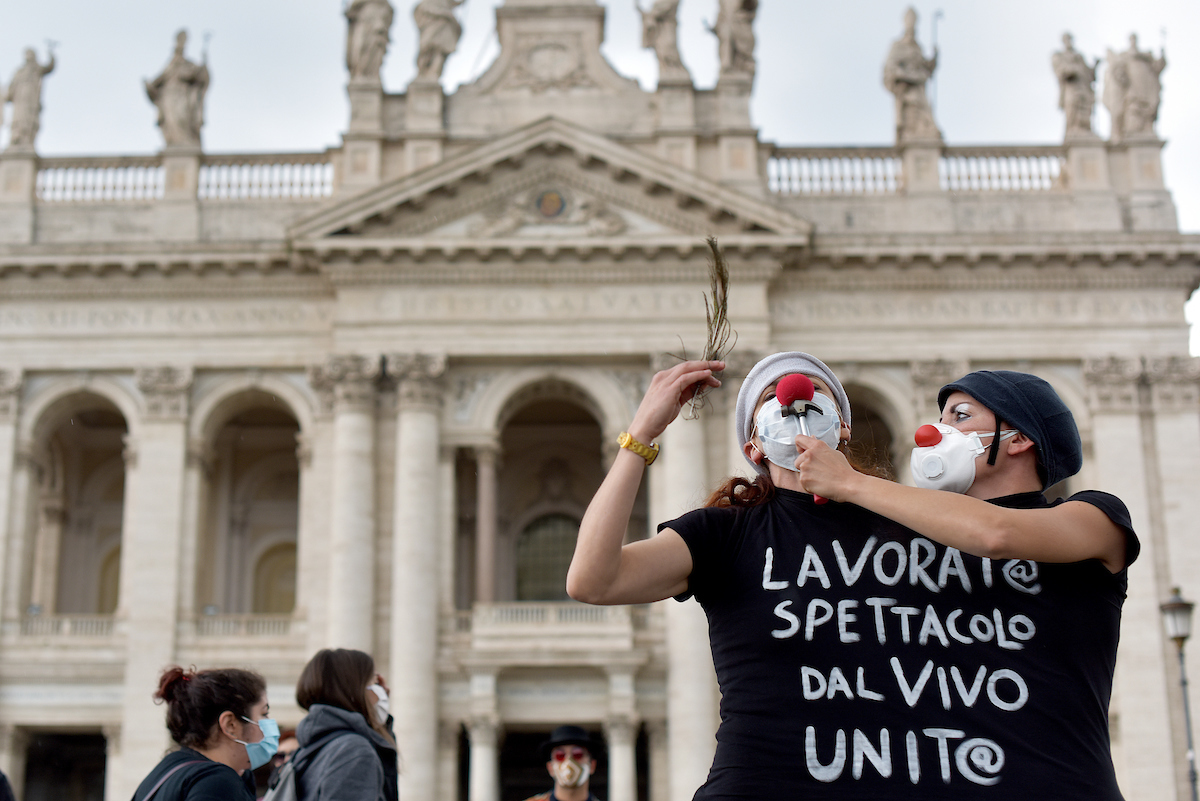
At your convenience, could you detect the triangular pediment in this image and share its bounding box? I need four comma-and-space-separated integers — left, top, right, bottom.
290, 117, 811, 260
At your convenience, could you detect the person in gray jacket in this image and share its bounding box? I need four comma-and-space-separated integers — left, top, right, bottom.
294, 649, 399, 801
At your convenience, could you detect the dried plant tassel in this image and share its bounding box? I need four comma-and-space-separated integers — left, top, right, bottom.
683, 237, 737, 419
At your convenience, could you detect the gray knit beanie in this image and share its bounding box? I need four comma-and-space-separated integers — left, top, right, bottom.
735, 352, 851, 474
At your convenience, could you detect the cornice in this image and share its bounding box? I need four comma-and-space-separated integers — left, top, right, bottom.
0, 271, 332, 301
775, 263, 1198, 294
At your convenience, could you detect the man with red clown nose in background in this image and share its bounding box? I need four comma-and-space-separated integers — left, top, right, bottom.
522, 725, 604, 801
795, 369, 1137, 800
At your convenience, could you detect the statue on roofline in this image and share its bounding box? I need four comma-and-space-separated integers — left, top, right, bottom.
640, 0, 687, 79
144, 30, 208, 148
414, 0, 465, 81
346, 0, 395, 81
1052, 33, 1099, 138
4, 46, 56, 149
882, 6, 941, 144
712, 0, 757, 80
1102, 33, 1166, 142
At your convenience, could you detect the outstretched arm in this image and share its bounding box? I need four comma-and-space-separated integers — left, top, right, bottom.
567, 359, 723, 605
793, 435, 1128, 573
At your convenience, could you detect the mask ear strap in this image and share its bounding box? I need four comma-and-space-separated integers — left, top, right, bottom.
986, 416, 1003, 466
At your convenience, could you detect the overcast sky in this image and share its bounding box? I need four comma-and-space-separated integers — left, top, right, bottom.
3, 0, 1199, 339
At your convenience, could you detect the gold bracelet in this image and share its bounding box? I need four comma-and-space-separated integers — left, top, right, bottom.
617, 432, 659, 465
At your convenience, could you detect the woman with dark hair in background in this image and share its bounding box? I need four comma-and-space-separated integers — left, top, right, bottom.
132, 665, 278, 801
293, 648, 399, 801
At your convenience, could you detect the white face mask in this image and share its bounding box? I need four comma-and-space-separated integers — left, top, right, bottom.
367, 684, 389, 725
753, 392, 842, 472
552, 753, 592, 788
909, 423, 1018, 493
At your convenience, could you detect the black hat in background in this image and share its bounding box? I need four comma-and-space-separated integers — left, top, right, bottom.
938, 370, 1083, 489
539, 725, 605, 760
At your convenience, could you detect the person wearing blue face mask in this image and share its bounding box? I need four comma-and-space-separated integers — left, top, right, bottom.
133, 665, 278, 801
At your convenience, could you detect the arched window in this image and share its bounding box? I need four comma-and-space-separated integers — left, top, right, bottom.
253, 543, 297, 614
515, 514, 580, 601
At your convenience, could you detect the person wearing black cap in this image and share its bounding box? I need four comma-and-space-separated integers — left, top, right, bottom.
795, 369, 1137, 801
521, 725, 604, 801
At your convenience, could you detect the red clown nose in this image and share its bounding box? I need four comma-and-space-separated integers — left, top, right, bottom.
914, 424, 942, 447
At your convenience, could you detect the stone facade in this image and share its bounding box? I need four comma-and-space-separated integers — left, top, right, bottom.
0, 2, 1198, 800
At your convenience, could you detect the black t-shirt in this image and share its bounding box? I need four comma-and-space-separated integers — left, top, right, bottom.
131, 748, 256, 801
666, 488, 1137, 800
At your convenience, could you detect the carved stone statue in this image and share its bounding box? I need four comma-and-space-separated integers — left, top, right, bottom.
4, 47, 56, 149
144, 31, 209, 148
640, 0, 686, 78
346, 0, 395, 81
413, 0, 465, 81
713, 0, 757, 79
882, 7, 941, 143
1102, 33, 1166, 142
1052, 33, 1098, 137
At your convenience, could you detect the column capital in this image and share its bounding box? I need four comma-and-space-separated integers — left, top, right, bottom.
1145, 356, 1200, 413
136, 365, 193, 421
603, 715, 640, 743
910, 359, 970, 418
0, 368, 23, 422
1084, 356, 1144, 413
308, 354, 382, 414
467, 715, 501, 744
388, 353, 447, 410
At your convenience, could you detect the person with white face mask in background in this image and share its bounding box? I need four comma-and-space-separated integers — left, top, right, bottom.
794, 369, 1136, 800
522, 726, 604, 801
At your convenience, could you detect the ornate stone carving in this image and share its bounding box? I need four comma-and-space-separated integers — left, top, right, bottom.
388, 352, 447, 408
0, 369, 23, 422
1145, 356, 1200, 414
145, 30, 209, 148
1053, 33, 1099, 138
309, 354, 382, 414
4, 47, 55, 149
414, 0, 464, 81
468, 186, 626, 238
640, 0, 687, 79
501, 34, 596, 93
883, 7, 941, 143
713, 0, 757, 79
910, 359, 967, 418
136, 365, 193, 420
1083, 356, 1143, 414
1103, 34, 1166, 142
346, 0, 394, 81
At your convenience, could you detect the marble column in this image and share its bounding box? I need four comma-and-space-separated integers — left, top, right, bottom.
468, 669, 500, 801
649, 383, 719, 801
605, 717, 639, 801
387, 352, 446, 801
175, 439, 212, 620
439, 446, 458, 615
1083, 357, 1175, 796
467, 716, 500, 801
117, 366, 192, 798
0, 725, 28, 799
0, 370, 24, 622
28, 496, 64, 612
311, 355, 380, 651
297, 415, 335, 653
102, 725, 123, 801
1146, 356, 1200, 801
474, 444, 499, 604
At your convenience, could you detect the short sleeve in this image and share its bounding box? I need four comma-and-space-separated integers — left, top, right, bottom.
1067, 490, 1140, 568
659, 505, 739, 603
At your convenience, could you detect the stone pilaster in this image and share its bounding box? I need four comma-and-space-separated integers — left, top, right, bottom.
605, 665, 641, 801
159, 146, 201, 240
649, 386, 718, 801
2, 439, 36, 622
1120, 134, 1178, 232
310, 354, 381, 651
0, 370, 23, 624
467, 668, 500, 801
0, 150, 36, 244
1144, 355, 1200, 796
343, 77, 386, 192
386, 351, 446, 801
102, 725, 123, 801
118, 365, 192, 798
1083, 356, 1174, 795
1063, 132, 1123, 230
175, 437, 213, 620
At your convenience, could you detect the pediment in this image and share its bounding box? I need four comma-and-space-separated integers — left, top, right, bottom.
290, 117, 812, 261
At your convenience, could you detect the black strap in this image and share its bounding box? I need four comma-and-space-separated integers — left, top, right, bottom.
986, 416, 1003, 466
137, 760, 207, 801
